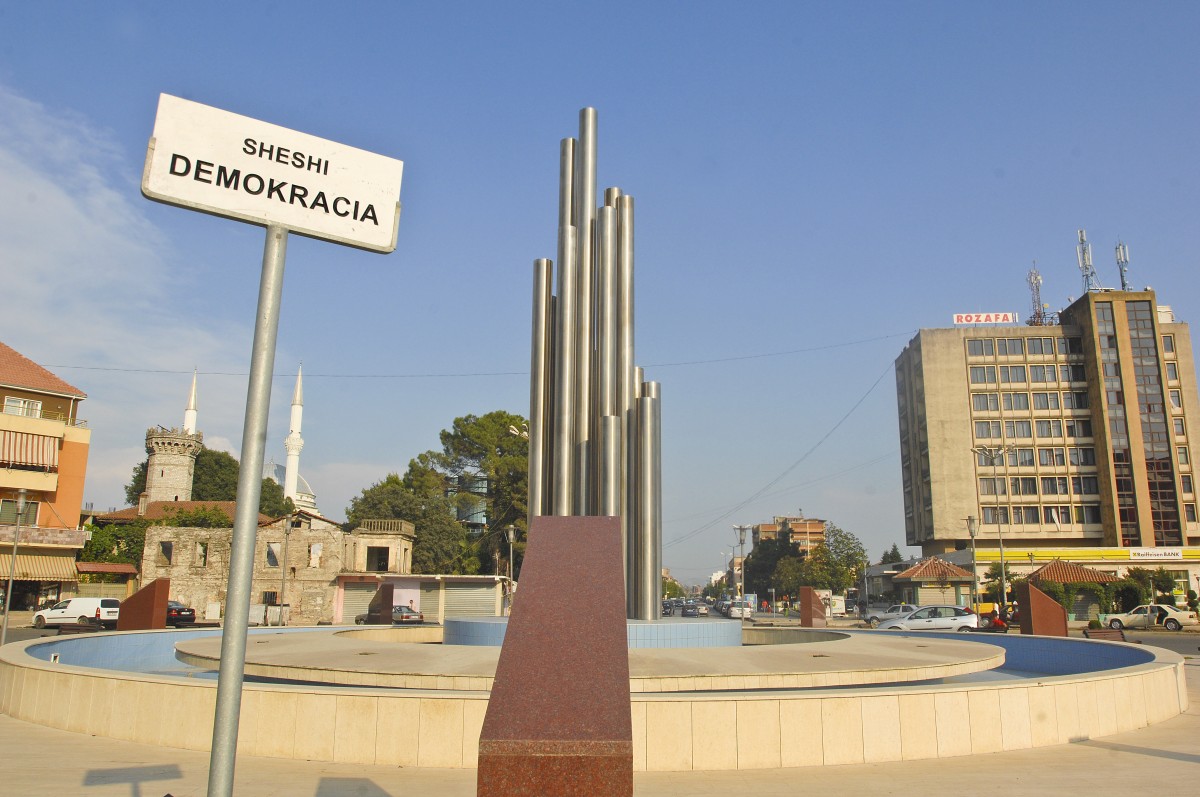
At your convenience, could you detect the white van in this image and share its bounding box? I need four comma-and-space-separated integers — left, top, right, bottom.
33, 597, 120, 628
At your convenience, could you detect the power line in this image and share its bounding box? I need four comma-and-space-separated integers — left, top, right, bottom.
663, 360, 895, 549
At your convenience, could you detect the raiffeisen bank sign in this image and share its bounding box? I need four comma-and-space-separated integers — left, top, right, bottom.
142, 94, 403, 253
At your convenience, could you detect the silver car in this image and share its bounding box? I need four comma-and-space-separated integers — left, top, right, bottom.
877, 605, 978, 632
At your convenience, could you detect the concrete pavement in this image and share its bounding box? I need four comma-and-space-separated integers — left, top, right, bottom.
0, 657, 1196, 796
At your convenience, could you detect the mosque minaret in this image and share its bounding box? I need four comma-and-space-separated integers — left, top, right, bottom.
283, 366, 304, 505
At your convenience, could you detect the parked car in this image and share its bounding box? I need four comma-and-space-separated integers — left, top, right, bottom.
32, 597, 119, 629
681, 604, 699, 617
727, 600, 753, 619
877, 605, 978, 632
661, 601, 674, 616
866, 603, 919, 627
1107, 604, 1199, 631
696, 603, 709, 616
166, 600, 196, 627
392, 605, 424, 624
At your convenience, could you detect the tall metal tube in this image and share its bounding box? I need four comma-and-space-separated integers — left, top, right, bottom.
552, 225, 577, 516
208, 225, 288, 797
529, 258, 553, 522
637, 388, 661, 620
616, 195, 636, 587
572, 109, 597, 514
596, 206, 618, 421
599, 415, 622, 517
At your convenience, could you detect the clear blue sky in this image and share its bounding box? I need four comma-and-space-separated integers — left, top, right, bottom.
2, 3, 1197, 584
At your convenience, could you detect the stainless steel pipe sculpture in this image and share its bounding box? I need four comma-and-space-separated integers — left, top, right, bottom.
527, 108, 663, 620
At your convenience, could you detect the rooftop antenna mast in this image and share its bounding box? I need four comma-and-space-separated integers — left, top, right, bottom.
1076, 229, 1102, 293
1115, 239, 1131, 291
1026, 264, 1047, 326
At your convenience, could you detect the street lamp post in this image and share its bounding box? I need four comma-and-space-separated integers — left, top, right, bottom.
966, 515, 978, 611
733, 525, 749, 599
972, 445, 1012, 613
505, 525, 515, 583
1, 489, 27, 647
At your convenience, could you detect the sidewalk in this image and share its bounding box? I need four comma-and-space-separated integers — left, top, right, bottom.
0, 663, 1196, 795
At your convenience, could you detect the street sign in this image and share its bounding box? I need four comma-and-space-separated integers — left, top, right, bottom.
142, 94, 403, 253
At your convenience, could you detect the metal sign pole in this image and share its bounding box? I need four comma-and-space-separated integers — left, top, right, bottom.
207, 225, 288, 797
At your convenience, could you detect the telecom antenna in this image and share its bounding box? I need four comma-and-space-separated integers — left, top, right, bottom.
1076, 229, 1102, 292
1027, 265, 1046, 326
1115, 239, 1131, 291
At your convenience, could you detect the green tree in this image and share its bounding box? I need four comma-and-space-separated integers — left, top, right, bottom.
159, 505, 235, 528
821, 524, 869, 593
124, 460, 148, 505
662, 577, 686, 599
981, 562, 1014, 602
80, 521, 148, 570
743, 537, 799, 597
771, 555, 806, 597
880, 543, 904, 564
1151, 567, 1177, 605
345, 473, 470, 574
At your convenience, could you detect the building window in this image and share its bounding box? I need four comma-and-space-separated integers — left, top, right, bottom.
1174, 418, 1186, 436
1180, 447, 1190, 466
970, 366, 997, 384
1060, 364, 1087, 382
1003, 392, 1030, 411
975, 421, 1002, 439
0, 499, 38, 525
979, 477, 1007, 495
997, 338, 1025, 356
1015, 506, 1040, 524
1029, 365, 1056, 383
1059, 337, 1084, 355
1008, 448, 1035, 467
1071, 476, 1100, 495
1062, 391, 1089, 409
1032, 392, 1059, 410
1165, 362, 1178, 381
262, 590, 279, 606
157, 541, 173, 566
1183, 475, 1194, 495
1069, 447, 1096, 466
308, 543, 323, 568
1162, 335, 1175, 353
2, 397, 42, 418
266, 542, 281, 567
1038, 447, 1066, 467
1066, 420, 1093, 438
195, 542, 208, 567
1041, 476, 1069, 495
1036, 419, 1063, 438
1186, 504, 1197, 523
999, 365, 1026, 384
967, 339, 994, 356
1075, 504, 1102, 524
1010, 477, 1038, 495
1043, 505, 1070, 526
1005, 420, 1032, 438
972, 393, 999, 411
982, 506, 1009, 524
1170, 390, 1183, 409
366, 546, 390, 572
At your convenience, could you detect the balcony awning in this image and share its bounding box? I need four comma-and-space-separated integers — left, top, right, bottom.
0, 552, 78, 581
0, 430, 59, 469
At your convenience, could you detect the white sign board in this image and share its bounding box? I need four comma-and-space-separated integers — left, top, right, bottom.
142, 94, 403, 253
1129, 548, 1184, 561
952, 312, 1018, 325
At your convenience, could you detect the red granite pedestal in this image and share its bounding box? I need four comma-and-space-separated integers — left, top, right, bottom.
116, 578, 170, 631
796, 586, 827, 628
477, 516, 632, 797
363, 583, 395, 625
1014, 582, 1068, 636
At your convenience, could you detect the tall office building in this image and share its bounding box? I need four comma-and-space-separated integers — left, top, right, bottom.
895, 289, 1198, 586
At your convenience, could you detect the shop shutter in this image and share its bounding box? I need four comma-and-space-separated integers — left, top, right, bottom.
443, 583, 497, 617
342, 583, 379, 622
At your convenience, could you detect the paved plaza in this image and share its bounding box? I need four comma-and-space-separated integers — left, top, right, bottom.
0, 649, 1196, 796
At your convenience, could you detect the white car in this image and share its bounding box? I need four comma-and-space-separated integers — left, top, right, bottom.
696, 604, 709, 616
33, 597, 120, 628
1106, 604, 1199, 631
877, 605, 978, 632
727, 600, 753, 619
866, 603, 919, 627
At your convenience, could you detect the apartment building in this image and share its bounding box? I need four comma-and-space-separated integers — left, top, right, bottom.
895, 290, 1199, 594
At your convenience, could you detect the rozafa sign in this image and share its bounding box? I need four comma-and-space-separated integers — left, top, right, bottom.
142, 94, 403, 253
952, 312, 1018, 325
